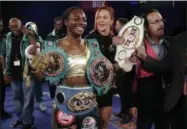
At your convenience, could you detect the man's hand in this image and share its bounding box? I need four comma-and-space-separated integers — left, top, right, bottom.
135, 43, 147, 61
4, 75, 13, 84
128, 107, 138, 119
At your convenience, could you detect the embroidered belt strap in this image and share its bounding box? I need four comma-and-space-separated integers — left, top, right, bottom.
86, 38, 114, 96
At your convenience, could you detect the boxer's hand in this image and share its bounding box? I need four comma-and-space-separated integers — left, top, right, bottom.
28, 44, 40, 55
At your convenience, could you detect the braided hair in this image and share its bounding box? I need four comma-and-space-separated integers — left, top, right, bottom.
62, 6, 83, 21
62, 6, 84, 33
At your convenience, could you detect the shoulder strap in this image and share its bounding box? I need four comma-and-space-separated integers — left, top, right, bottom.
86, 38, 101, 53
43, 40, 57, 50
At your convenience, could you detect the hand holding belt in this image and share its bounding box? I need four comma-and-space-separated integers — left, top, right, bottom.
30, 54, 50, 81
25, 43, 46, 81
25, 43, 41, 65
114, 16, 144, 72
33, 46, 69, 84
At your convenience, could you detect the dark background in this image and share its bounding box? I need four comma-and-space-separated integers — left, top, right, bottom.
0, 1, 186, 38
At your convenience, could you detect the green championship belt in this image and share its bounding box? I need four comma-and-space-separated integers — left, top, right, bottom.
86, 39, 114, 96
32, 40, 69, 85
43, 40, 57, 49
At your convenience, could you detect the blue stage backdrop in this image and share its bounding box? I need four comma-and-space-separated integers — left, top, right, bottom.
0, 1, 186, 38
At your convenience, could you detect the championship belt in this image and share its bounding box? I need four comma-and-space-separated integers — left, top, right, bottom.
114, 16, 144, 72
55, 86, 97, 115
86, 39, 114, 96
43, 40, 57, 49
31, 40, 69, 84
55, 86, 98, 128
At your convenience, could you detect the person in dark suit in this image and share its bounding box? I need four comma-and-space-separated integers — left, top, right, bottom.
136, 31, 187, 129
127, 9, 169, 129
0, 19, 12, 119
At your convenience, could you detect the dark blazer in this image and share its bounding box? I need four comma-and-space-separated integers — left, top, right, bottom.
142, 31, 187, 112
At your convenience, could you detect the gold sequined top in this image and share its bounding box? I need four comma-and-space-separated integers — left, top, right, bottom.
66, 43, 90, 77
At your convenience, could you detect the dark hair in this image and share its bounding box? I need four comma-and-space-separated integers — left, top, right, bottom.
54, 16, 62, 24
116, 18, 128, 26
141, 9, 160, 26
62, 6, 83, 21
